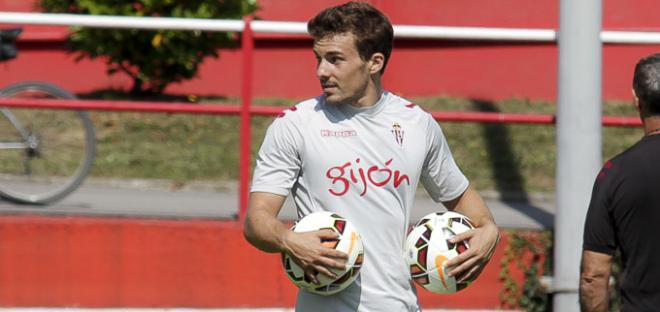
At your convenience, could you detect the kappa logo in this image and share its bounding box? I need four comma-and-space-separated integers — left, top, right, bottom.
321, 129, 357, 137
391, 123, 404, 147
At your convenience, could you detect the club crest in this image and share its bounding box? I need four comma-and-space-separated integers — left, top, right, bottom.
391, 123, 404, 147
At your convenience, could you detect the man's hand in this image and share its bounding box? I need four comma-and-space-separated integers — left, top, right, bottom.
444, 221, 499, 283
244, 192, 349, 285
442, 185, 500, 283
283, 229, 349, 284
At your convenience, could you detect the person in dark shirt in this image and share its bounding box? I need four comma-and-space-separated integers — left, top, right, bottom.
580, 53, 660, 312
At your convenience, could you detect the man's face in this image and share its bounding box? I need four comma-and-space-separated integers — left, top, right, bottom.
313, 33, 371, 105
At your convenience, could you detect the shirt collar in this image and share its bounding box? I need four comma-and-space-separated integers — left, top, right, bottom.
336, 91, 389, 117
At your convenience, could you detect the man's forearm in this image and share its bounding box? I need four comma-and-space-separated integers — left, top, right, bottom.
580, 250, 613, 312
580, 275, 609, 312
244, 209, 291, 253
243, 192, 290, 253
450, 186, 496, 227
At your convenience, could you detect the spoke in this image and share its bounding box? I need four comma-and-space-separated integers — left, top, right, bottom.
0, 142, 28, 149
1, 108, 31, 140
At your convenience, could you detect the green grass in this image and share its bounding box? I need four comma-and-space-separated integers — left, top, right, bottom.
414, 97, 642, 192
89, 96, 297, 183
86, 94, 643, 193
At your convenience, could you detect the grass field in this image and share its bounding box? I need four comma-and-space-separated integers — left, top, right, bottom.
86, 94, 642, 193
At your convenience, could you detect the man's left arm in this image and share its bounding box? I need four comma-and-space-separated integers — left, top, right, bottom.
442, 185, 500, 282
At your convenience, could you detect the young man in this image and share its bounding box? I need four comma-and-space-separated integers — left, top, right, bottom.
244, 2, 499, 311
580, 53, 660, 312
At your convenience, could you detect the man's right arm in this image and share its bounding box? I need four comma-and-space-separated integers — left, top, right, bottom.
579, 250, 613, 312
243, 191, 291, 252
243, 192, 348, 282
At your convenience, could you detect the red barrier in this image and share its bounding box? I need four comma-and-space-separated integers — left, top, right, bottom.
431, 111, 556, 125
0, 215, 517, 309
602, 115, 643, 127
431, 111, 643, 127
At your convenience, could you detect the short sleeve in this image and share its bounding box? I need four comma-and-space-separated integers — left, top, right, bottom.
583, 163, 617, 255
421, 117, 469, 202
250, 116, 303, 196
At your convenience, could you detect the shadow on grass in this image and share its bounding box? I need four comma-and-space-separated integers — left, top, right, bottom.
473, 99, 554, 228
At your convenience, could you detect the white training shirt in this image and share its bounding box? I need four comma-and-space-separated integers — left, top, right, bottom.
251, 92, 469, 312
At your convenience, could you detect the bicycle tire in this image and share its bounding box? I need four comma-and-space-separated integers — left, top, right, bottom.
0, 81, 96, 205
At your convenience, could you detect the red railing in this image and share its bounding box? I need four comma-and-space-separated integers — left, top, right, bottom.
239, 17, 254, 221
0, 18, 643, 220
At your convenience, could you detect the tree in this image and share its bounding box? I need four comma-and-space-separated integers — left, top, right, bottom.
41, 0, 258, 95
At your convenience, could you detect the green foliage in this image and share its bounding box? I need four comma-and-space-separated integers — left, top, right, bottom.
499, 230, 623, 312
499, 230, 553, 311
40, 0, 258, 95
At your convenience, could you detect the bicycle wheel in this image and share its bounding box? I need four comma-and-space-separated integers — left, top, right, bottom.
0, 81, 96, 204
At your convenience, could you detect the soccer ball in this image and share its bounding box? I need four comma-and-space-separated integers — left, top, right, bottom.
405, 211, 474, 294
281, 211, 364, 295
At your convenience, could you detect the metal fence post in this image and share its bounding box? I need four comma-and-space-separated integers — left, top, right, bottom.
554, 0, 602, 309
238, 16, 253, 221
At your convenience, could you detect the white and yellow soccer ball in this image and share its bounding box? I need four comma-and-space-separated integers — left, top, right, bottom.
281, 211, 364, 295
405, 211, 474, 294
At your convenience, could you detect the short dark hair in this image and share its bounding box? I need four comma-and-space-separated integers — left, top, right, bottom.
307, 1, 394, 74
633, 53, 660, 117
